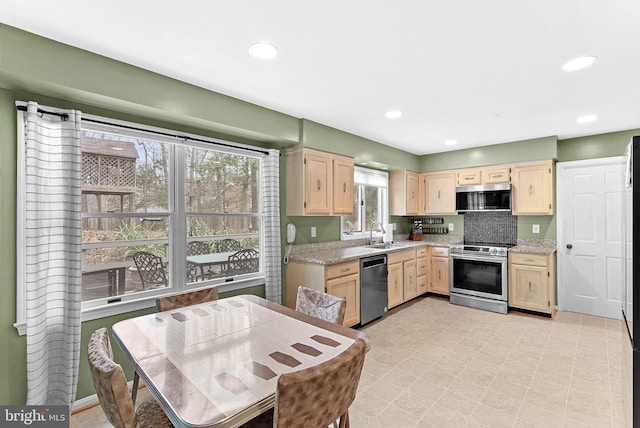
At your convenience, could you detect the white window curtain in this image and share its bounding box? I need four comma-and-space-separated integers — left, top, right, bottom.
19, 101, 82, 405
262, 149, 282, 303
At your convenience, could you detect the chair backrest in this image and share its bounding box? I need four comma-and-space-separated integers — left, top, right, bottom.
133, 251, 167, 289
274, 338, 366, 428
87, 328, 137, 428
217, 238, 241, 253
295, 286, 347, 325
156, 288, 219, 312
227, 249, 259, 275
187, 241, 210, 256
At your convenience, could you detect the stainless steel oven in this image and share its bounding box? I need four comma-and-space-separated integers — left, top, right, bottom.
449, 244, 508, 314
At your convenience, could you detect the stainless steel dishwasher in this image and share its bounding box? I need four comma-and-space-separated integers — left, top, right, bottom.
360, 255, 388, 325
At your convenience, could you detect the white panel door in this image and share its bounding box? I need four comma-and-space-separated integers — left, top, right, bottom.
558, 158, 625, 319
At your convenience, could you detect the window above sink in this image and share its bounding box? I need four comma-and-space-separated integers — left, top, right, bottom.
341, 167, 389, 241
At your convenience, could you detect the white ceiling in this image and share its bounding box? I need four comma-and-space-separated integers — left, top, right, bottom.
2, 0, 640, 155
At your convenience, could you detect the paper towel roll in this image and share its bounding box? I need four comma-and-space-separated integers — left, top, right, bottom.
383, 225, 394, 243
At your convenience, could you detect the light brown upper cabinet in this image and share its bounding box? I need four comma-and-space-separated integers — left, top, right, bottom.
332, 157, 354, 214
286, 148, 354, 216
390, 170, 419, 215
425, 171, 456, 214
511, 160, 554, 215
481, 165, 512, 184
418, 173, 428, 214
456, 168, 482, 186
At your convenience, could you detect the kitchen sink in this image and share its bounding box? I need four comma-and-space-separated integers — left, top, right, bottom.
365, 242, 403, 249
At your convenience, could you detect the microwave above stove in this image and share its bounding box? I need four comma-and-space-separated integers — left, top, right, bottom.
455, 183, 512, 212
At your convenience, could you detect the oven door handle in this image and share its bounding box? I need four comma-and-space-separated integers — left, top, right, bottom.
450, 254, 507, 263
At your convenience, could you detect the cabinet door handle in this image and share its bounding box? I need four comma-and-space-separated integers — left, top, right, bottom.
438, 190, 441, 199
317, 180, 321, 191
529, 281, 532, 292
343, 183, 346, 193
529, 184, 533, 196
438, 271, 441, 280
465, 176, 473, 180
494, 174, 503, 178
412, 191, 415, 200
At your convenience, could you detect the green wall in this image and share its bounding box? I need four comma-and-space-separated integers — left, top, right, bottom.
0, 88, 23, 405
1, 22, 638, 405
300, 119, 420, 171
420, 136, 558, 172
0, 25, 299, 148
0, 24, 422, 405
557, 129, 638, 161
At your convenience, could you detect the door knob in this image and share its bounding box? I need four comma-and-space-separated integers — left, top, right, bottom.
566, 244, 573, 249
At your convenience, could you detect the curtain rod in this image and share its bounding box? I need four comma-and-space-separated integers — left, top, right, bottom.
16, 105, 68, 120
16, 105, 271, 156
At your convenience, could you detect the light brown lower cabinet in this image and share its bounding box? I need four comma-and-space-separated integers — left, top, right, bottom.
326, 272, 360, 327
387, 262, 404, 309
387, 249, 417, 308
508, 252, 556, 316
285, 259, 360, 327
416, 247, 429, 295
430, 246, 450, 295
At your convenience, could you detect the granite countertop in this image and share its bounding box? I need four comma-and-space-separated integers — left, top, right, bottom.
288, 236, 557, 264
288, 235, 462, 265
509, 239, 557, 255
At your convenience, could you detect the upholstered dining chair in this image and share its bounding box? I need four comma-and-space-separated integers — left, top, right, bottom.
132, 251, 168, 290
241, 338, 367, 428
227, 248, 259, 275
156, 287, 219, 312
87, 328, 173, 428
295, 286, 347, 325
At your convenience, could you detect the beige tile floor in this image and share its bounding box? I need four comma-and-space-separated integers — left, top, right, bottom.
71, 296, 632, 427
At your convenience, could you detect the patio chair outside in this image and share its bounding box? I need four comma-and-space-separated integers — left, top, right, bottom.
227, 249, 259, 275
132, 251, 167, 290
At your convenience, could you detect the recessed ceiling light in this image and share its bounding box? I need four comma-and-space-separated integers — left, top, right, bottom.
385, 110, 402, 119
563, 55, 597, 71
444, 139, 457, 146
248, 42, 278, 60
577, 114, 598, 123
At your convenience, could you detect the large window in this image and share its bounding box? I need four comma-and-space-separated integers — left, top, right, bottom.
79, 122, 264, 308
341, 167, 389, 240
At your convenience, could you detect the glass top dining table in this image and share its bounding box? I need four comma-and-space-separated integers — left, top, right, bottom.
112, 294, 370, 428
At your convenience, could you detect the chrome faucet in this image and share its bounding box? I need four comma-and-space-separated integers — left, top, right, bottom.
369, 221, 386, 245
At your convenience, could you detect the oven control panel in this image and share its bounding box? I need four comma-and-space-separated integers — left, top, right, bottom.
450, 244, 508, 257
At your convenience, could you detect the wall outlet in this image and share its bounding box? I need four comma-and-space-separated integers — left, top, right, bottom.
532, 224, 540, 234
448, 223, 454, 231
311, 226, 317, 238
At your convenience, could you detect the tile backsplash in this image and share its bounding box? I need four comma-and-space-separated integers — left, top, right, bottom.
463, 212, 517, 245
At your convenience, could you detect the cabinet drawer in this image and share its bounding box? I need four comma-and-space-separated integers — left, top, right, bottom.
416, 258, 427, 276
431, 246, 449, 257
325, 260, 359, 280
416, 247, 427, 258
388, 249, 416, 265
482, 166, 511, 184
509, 252, 547, 267
457, 168, 482, 186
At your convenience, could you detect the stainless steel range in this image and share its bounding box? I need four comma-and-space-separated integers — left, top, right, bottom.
449, 243, 509, 314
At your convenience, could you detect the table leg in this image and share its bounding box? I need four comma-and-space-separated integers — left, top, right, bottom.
118, 267, 126, 295
108, 270, 116, 296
